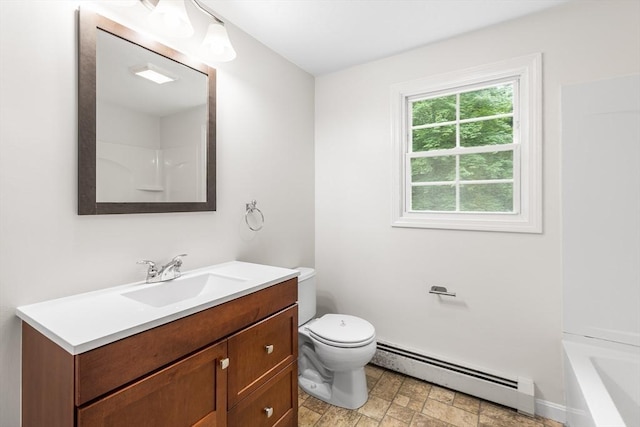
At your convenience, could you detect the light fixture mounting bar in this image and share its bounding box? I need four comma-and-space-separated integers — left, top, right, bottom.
190, 0, 225, 25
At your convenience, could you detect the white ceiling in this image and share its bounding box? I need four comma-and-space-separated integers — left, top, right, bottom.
202, 0, 569, 76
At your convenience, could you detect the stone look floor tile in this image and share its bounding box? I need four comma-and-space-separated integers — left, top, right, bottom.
299, 406, 323, 427
479, 401, 543, 427
428, 385, 456, 405
400, 377, 431, 396
409, 412, 450, 427
453, 393, 480, 414
365, 364, 386, 393
422, 399, 478, 427
380, 414, 410, 427
358, 395, 392, 421
386, 403, 415, 424
393, 394, 411, 407
356, 415, 381, 427
316, 405, 363, 427
299, 365, 564, 427
396, 377, 430, 413
394, 392, 427, 412
371, 370, 405, 400
478, 414, 543, 427
303, 395, 333, 415
299, 389, 311, 406
365, 364, 385, 380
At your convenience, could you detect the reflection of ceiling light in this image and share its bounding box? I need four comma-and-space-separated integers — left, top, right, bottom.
141, 0, 237, 62
130, 64, 178, 84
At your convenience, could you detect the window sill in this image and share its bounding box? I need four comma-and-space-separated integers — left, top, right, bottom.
391, 212, 542, 233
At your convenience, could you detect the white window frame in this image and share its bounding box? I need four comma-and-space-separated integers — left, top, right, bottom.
391, 53, 542, 233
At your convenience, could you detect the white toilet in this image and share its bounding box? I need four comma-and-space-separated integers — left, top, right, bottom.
296, 267, 376, 409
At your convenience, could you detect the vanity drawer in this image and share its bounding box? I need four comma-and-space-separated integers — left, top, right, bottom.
227, 305, 298, 408
77, 340, 227, 427
228, 362, 296, 427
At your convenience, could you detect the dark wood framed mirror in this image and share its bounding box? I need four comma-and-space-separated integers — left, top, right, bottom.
78, 8, 216, 215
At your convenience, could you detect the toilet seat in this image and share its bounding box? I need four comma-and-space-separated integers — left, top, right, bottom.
306, 314, 375, 348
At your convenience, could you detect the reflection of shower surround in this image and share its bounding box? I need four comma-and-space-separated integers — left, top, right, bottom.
97, 141, 204, 203
96, 101, 207, 203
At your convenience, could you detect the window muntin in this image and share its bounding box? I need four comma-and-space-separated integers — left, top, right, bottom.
408, 81, 517, 214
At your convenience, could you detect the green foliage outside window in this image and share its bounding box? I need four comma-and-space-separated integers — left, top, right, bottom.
410, 83, 515, 213
411, 156, 455, 182
460, 117, 513, 147
412, 185, 456, 211
460, 184, 513, 212
412, 95, 456, 125
459, 151, 513, 180
460, 86, 513, 119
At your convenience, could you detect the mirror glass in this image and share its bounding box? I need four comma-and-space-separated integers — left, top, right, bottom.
96, 30, 207, 203
78, 9, 216, 214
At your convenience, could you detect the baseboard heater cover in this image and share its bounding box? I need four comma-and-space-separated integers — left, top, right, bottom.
372, 341, 535, 416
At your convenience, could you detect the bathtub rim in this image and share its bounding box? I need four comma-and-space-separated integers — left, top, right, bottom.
563, 334, 639, 427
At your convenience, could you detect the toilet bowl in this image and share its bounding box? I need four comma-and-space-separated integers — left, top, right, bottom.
296, 268, 376, 409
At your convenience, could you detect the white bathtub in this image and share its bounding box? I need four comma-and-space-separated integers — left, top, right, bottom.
563, 337, 640, 427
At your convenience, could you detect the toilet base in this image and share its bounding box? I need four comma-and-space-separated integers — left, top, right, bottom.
299, 366, 369, 410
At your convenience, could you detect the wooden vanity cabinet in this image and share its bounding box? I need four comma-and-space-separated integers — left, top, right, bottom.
77, 341, 228, 427
22, 278, 298, 427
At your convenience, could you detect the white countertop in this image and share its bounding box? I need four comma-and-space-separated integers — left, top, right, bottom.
16, 261, 298, 355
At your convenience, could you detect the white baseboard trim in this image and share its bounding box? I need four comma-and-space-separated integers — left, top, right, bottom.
535, 398, 566, 424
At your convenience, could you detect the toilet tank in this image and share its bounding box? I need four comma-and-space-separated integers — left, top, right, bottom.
295, 267, 316, 326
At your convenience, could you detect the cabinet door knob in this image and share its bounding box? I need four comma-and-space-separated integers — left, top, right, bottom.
220, 358, 229, 370
264, 406, 273, 418
265, 344, 274, 354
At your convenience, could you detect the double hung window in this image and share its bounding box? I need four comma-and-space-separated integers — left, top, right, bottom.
391, 54, 542, 233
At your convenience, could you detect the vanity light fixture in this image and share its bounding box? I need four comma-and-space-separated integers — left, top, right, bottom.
199, 19, 236, 62
141, 0, 237, 62
130, 63, 178, 84
148, 0, 194, 38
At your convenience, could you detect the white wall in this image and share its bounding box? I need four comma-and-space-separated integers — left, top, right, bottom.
0, 1, 314, 425
315, 0, 640, 412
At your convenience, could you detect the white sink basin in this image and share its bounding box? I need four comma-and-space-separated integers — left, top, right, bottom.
121, 273, 248, 307
16, 261, 298, 354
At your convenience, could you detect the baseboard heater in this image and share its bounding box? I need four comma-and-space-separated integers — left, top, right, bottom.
372, 341, 535, 416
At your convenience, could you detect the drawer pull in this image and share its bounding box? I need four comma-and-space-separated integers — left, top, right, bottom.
265, 344, 274, 354
220, 358, 229, 370
264, 406, 273, 418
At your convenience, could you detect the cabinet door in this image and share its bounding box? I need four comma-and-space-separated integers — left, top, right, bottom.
228, 362, 296, 427
77, 341, 227, 427
227, 305, 298, 408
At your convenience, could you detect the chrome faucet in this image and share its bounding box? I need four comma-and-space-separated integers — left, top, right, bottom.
138, 254, 187, 283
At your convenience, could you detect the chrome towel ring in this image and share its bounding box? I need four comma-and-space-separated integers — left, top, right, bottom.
245, 200, 264, 231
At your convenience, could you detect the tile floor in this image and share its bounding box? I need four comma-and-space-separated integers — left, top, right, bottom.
297, 365, 564, 427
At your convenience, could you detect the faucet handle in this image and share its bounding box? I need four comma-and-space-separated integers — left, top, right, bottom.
171, 254, 188, 266
137, 259, 157, 272
137, 259, 157, 267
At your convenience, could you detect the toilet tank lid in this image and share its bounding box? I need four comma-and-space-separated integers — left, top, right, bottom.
295, 267, 315, 281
